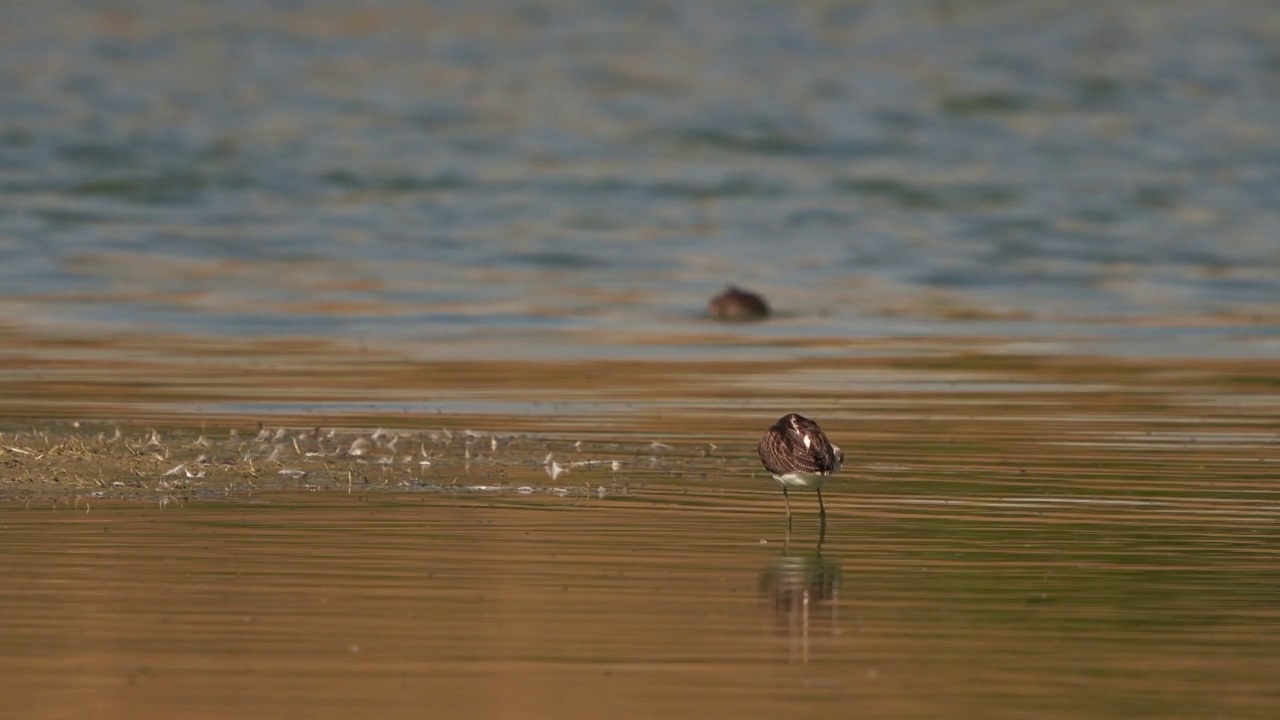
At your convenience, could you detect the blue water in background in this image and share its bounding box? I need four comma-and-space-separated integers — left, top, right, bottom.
2, 0, 1279, 360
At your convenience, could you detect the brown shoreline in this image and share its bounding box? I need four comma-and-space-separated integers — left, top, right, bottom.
3, 327, 1279, 504
0, 423, 711, 504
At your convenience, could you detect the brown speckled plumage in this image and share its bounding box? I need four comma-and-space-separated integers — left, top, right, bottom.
757, 413, 843, 522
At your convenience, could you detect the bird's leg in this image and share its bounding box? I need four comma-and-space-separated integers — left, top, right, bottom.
818, 491, 828, 547
783, 486, 792, 525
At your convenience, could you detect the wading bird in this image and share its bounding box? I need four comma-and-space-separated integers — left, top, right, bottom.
757, 413, 842, 524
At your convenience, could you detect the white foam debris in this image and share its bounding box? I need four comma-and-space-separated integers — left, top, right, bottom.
162, 463, 186, 477
516, 486, 535, 494
278, 468, 307, 477
568, 458, 626, 470
348, 437, 372, 456
649, 441, 672, 450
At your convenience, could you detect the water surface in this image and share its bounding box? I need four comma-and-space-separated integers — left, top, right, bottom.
3, 482, 1277, 720
2, 0, 1280, 360
3, 3, 1280, 717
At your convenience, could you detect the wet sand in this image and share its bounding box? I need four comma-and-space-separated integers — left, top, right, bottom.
3, 336, 1278, 509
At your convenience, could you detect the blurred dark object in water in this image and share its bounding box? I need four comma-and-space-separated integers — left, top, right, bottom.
708, 285, 770, 321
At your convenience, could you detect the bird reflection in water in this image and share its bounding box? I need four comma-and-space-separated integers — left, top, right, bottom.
757, 525, 842, 665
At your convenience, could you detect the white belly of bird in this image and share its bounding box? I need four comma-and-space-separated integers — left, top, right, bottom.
772, 472, 829, 489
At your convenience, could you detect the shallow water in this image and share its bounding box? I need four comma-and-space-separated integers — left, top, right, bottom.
3, 370, 1280, 719
3, 1, 1280, 716
3, 479, 1278, 720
